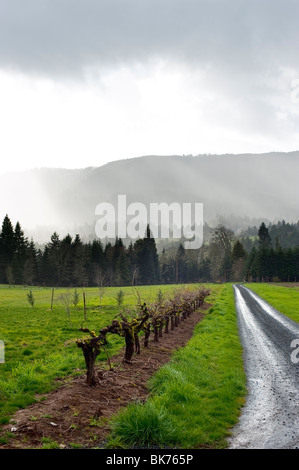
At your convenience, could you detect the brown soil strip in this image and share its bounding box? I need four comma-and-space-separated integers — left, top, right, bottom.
0, 305, 208, 449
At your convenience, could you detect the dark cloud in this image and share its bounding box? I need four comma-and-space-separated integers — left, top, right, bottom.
0, 0, 298, 153
0, 0, 298, 78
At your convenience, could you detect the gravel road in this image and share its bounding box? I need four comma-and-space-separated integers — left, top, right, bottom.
228, 284, 299, 449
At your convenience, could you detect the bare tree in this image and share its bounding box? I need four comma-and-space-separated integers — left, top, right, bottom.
211, 224, 235, 256
94, 270, 107, 311
57, 290, 72, 326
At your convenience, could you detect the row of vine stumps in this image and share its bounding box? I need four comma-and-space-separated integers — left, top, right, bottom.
76, 287, 210, 387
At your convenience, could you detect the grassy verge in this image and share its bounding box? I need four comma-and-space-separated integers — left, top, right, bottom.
108, 284, 246, 449
246, 283, 299, 323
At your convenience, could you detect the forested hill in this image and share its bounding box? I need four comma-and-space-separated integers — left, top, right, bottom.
0, 152, 299, 240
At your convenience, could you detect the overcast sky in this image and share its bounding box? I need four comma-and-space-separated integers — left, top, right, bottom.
0, 0, 299, 175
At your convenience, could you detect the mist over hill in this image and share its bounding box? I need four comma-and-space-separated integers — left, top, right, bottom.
1, 152, 298, 243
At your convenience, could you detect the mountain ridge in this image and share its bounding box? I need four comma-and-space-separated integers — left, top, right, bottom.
1, 151, 298, 242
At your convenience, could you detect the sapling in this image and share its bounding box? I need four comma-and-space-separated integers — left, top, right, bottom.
26, 289, 35, 308
58, 290, 72, 325
72, 288, 80, 309
115, 289, 125, 310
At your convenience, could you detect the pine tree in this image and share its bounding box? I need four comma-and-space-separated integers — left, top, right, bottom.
90, 239, 105, 286
104, 242, 114, 286
12, 221, 28, 284
258, 222, 271, 249
115, 251, 131, 286
244, 247, 259, 281
232, 240, 246, 261
23, 239, 38, 285
0, 215, 16, 283
47, 232, 61, 285
72, 234, 88, 286
198, 257, 211, 282
134, 225, 160, 285
146, 225, 160, 284
220, 252, 232, 282
59, 234, 73, 286
177, 243, 187, 283
113, 238, 128, 285
257, 223, 272, 281
39, 245, 53, 285
231, 240, 247, 281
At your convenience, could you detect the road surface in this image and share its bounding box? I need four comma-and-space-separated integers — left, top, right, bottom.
228, 284, 299, 449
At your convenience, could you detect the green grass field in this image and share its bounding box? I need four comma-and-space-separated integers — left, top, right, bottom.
4, 281, 298, 448
245, 283, 299, 323
0, 283, 206, 425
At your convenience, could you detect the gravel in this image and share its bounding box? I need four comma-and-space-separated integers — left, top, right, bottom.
228, 284, 299, 449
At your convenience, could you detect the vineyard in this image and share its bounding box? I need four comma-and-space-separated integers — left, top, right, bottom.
0, 283, 246, 449
77, 286, 209, 386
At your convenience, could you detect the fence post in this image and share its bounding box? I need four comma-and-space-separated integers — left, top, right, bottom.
83, 291, 87, 321
50, 288, 54, 311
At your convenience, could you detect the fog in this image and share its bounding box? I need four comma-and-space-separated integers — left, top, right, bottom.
1, 153, 298, 243
0, 1, 298, 232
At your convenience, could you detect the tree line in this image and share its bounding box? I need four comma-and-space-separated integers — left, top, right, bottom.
0, 215, 161, 287
1, 214, 299, 286
198, 222, 299, 283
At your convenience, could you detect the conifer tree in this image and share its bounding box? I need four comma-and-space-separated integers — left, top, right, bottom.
134, 225, 160, 285
258, 222, 272, 249
23, 239, 38, 286
72, 234, 88, 286
0, 215, 16, 282
0, 214, 15, 264
12, 221, 28, 284
47, 232, 61, 285
59, 234, 73, 286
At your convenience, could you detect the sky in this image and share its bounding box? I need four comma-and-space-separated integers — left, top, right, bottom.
0, 0, 299, 176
